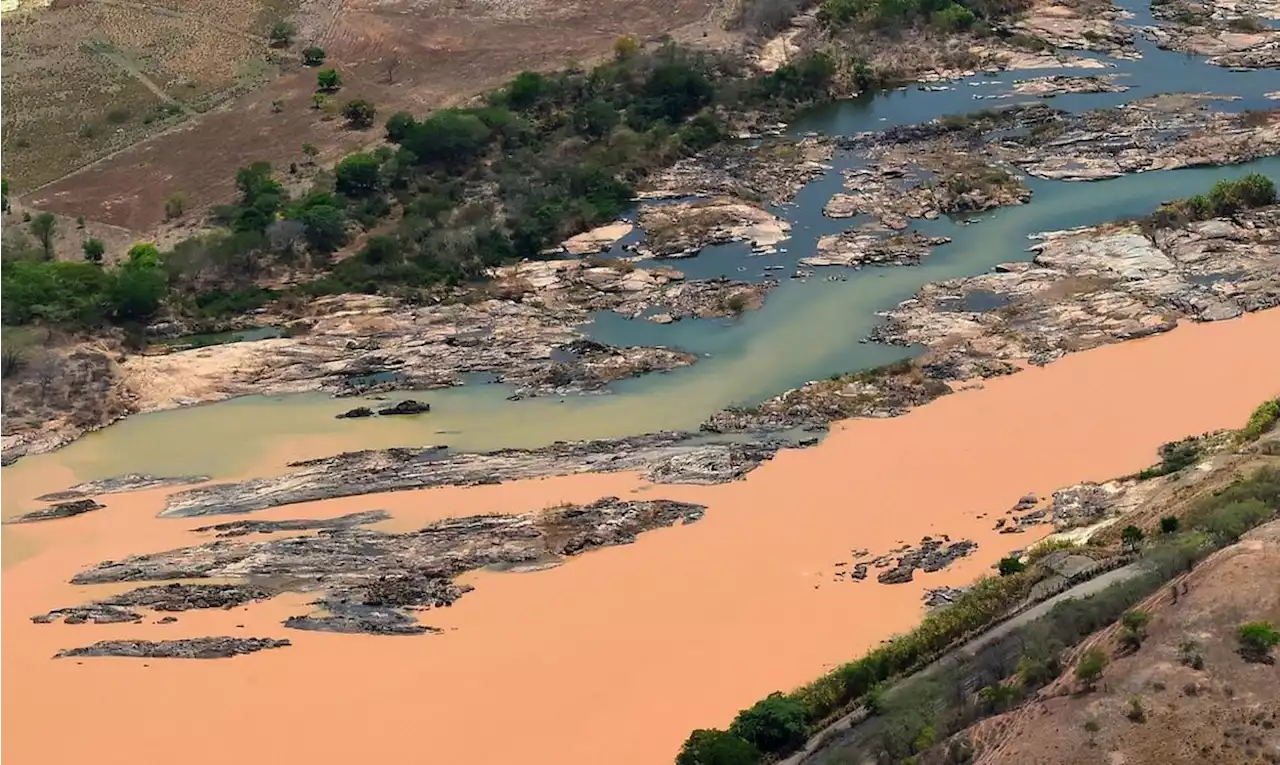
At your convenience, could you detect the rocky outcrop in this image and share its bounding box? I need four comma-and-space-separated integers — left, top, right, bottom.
153, 433, 799, 518
9, 498, 105, 524
641, 137, 834, 204
1010, 74, 1131, 97
803, 228, 953, 268
634, 197, 791, 258
1011, 0, 1137, 57
192, 510, 391, 537
702, 360, 952, 433
871, 205, 1280, 377
1145, 0, 1280, 69
832, 537, 980, 585
35, 473, 210, 500
65, 498, 704, 636
120, 294, 698, 411
55, 637, 291, 659
376, 399, 430, 416
33, 583, 276, 625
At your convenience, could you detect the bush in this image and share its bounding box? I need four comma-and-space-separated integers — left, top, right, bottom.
1240, 398, 1280, 443
302, 46, 326, 66
1126, 695, 1146, 723
385, 111, 416, 142
1075, 647, 1107, 690
343, 99, 377, 129
998, 556, 1025, 576
269, 19, 296, 46
1237, 621, 1280, 662
728, 692, 807, 755
30, 212, 57, 259
733, 0, 802, 35
165, 191, 187, 220
317, 68, 342, 92
82, 238, 105, 263
1121, 525, 1144, 552
676, 730, 761, 765
1118, 610, 1151, 651
1159, 516, 1180, 535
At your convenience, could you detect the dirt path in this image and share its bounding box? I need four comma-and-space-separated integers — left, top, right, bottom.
90, 46, 195, 116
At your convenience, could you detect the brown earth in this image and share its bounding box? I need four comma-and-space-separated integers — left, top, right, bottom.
16, 0, 724, 232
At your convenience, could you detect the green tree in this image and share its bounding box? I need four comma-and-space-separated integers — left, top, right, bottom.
82, 238, 106, 263
268, 20, 296, 46
1121, 525, 1145, 552
676, 729, 761, 765
342, 99, 377, 129
317, 68, 342, 92
400, 110, 493, 169
998, 556, 1025, 576
1075, 647, 1107, 691
1237, 621, 1280, 662
301, 46, 326, 66
29, 212, 57, 260
572, 98, 619, 139
1119, 610, 1151, 651
1159, 516, 1180, 534
300, 204, 348, 253
334, 153, 382, 197
506, 71, 548, 111
127, 242, 161, 267
728, 692, 807, 755
107, 253, 166, 321
385, 111, 416, 142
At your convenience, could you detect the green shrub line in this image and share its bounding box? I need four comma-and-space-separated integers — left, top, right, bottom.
676, 436, 1280, 763
1141, 173, 1276, 234
1239, 398, 1280, 443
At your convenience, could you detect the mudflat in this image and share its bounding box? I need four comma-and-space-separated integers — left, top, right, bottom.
4, 308, 1280, 765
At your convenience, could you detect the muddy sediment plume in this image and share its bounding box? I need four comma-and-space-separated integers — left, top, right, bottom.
9, 499, 105, 524
55, 637, 291, 659
64, 498, 705, 635
156, 434, 798, 518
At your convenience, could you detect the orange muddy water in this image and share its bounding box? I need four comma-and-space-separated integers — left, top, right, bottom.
4, 310, 1280, 765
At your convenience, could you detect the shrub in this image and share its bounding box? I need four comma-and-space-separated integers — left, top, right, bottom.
1119, 610, 1151, 651
1179, 639, 1205, 670
317, 68, 342, 92
385, 111, 416, 142
1239, 398, 1280, 443
1121, 525, 1145, 552
1159, 516, 1180, 535
269, 19, 297, 46
1075, 647, 1107, 690
1126, 695, 1146, 723
728, 692, 807, 755
998, 556, 1025, 576
1237, 621, 1280, 662
29, 212, 57, 259
676, 729, 761, 765
165, 192, 187, 221
613, 34, 640, 60
82, 238, 106, 263
302, 46, 326, 66
343, 99, 377, 129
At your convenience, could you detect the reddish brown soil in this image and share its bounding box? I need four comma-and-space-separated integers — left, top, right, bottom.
24, 0, 719, 232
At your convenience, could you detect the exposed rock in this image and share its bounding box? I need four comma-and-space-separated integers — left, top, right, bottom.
9, 498, 104, 524
923, 586, 970, 609
803, 227, 953, 268
35, 473, 210, 501
34, 584, 275, 624
33, 605, 142, 625
55, 637, 291, 659
1010, 74, 1130, 97
875, 537, 980, 584
702, 360, 951, 432
193, 510, 390, 537
376, 399, 430, 416
1011, 0, 1137, 57
640, 137, 834, 204
335, 406, 374, 419
556, 222, 634, 255
635, 198, 791, 258
68, 498, 704, 635
157, 434, 799, 518
872, 206, 1280, 378
1145, 0, 1280, 69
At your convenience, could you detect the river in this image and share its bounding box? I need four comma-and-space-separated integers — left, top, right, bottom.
2, 8, 1280, 765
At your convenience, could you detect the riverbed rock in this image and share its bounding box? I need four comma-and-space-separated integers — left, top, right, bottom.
1010, 74, 1131, 98
156, 434, 798, 517
635, 198, 791, 258
192, 510, 390, 537
1144, 0, 1280, 69
9, 498, 105, 524
803, 227, 953, 268
35, 473, 211, 501
873, 537, 980, 584
377, 399, 430, 416
66, 498, 705, 635
33, 605, 143, 625
55, 637, 291, 659
335, 406, 374, 419
1011, 0, 1137, 57
871, 205, 1280, 378
640, 136, 834, 204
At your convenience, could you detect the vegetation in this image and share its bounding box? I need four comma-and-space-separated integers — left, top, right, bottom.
997, 556, 1025, 576
1121, 525, 1144, 552
1236, 621, 1280, 663
268, 20, 297, 47
317, 68, 342, 92
1137, 437, 1201, 479
165, 192, 188, 221
342, 99, 377, 129
29, 212, 57, 259
1074, 647, 1107, 690
729, 693, 807, 755
1239, 398, 1280, 443
302, 46, 326, 66
816, 0, 1017, 33
1159, 516, 1180, 535
676, 729, 761, 765
1118, 609, 1151, 651
1144, 173, 1277, 231
82, 238, 105, 263
1126, 695, 1146, 723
